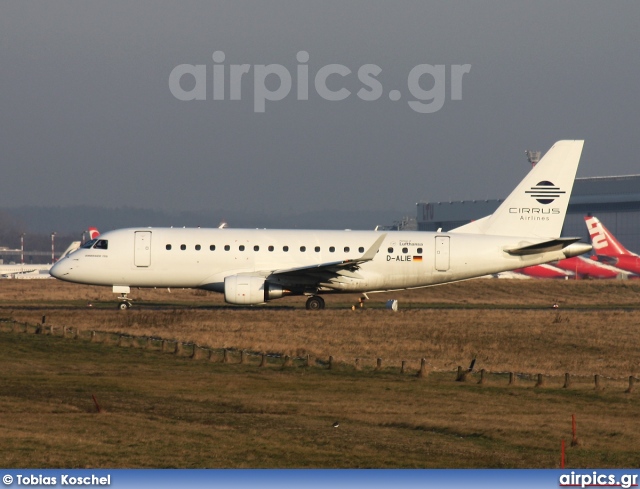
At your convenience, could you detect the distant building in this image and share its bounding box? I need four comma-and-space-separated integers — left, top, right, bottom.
376, 216, 417, 231
417, 175, 640, 252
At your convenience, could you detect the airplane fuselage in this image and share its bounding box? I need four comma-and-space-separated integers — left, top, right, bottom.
51, 227, 583, 299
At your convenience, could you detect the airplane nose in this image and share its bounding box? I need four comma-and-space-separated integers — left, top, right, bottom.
50, 258, 73, 280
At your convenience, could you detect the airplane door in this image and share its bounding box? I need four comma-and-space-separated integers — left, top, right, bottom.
435, 236, 450, 272
134, 231, 152, 267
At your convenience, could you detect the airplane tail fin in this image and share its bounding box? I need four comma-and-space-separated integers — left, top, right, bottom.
451, 140, 584, 238
585, 216, 634, 256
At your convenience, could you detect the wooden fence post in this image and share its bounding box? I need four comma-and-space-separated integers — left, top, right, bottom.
456, 366, 468, 382
240, 350, 247, 364
223, 349, 230, 363
354, 358, 361, 371
563, 373, 571, 389
417, 358, 428, 379
625, 376, 634, 394
329, 356, 334, 370
594, 374, 602, 391
375, 358, 382, 371
259, 353, 267, 367
477, 369, 485, 385
508, 372, 516, 385
400, 361, 407, 374
535, 373, 544, 388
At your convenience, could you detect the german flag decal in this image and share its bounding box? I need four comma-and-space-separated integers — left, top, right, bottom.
413, 256, 423, 262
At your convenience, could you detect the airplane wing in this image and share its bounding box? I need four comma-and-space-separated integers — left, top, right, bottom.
268, 233, 387, 284
0, 267, 38, 276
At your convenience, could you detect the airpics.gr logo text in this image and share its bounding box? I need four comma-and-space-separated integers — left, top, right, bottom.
168, 51, 471, 113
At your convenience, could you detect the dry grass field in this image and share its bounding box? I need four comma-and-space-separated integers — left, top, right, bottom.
1, 278, 639, 468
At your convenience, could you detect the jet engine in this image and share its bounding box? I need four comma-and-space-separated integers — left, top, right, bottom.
224, 275, 289, 305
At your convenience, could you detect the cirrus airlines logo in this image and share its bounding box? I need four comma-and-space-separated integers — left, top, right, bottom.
525, 181, 566, 205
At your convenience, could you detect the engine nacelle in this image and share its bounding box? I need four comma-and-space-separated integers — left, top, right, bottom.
224, 275, 289, 305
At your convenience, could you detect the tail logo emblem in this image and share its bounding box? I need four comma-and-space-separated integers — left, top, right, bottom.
525, 181, 566, 205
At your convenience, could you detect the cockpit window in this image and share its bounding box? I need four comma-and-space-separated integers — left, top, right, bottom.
94, 240, 108, 250
81, 239, 108, 250
81, 239, 98, 249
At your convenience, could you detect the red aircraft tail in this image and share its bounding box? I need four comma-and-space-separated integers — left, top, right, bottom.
584, 216, 634, 256
88, 227, 100, 240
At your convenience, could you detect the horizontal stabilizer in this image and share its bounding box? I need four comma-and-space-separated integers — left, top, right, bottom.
506, 237, 587, 256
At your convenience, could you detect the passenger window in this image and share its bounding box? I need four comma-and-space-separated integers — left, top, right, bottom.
329, 246, 335, 252
388, 247, 394, 253
239, 245, 245, 251
402, 247, 408, 253
210, 245, 215, 251
195, 244, 201, 251
166, 244, 172, 251
315, 246, 320, 252
283, 246, 289, 252
180, 244, 186, 251
417, 247, 423, 254
224, 245, 230, 251
254, 245, 259, 251
359, 247, 364, 253
300, 246, 306, 252
268, 245, 274, 252
344, 246, 350, 253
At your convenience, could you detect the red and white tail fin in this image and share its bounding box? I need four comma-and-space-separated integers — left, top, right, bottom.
88, 227, 100, 240
585, 216, 634, 256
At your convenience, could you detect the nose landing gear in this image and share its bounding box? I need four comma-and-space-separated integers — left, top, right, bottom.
113, 286, 132, 310
117, 294, 132, 310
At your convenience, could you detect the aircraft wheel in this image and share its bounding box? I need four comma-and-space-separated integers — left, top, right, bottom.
305, 296, 325, 310
118, 301, 131, 311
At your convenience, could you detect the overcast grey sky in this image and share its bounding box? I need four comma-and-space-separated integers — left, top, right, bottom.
1, 1, 639, 219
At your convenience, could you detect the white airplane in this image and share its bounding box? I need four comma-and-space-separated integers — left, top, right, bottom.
50, 141, 591, 310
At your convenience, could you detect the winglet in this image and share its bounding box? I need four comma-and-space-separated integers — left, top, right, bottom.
360, 233, 387, 261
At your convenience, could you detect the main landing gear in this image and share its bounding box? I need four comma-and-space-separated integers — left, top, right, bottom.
305, 295, 325, 310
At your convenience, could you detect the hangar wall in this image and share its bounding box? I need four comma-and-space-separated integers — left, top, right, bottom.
417, 175, 640, 253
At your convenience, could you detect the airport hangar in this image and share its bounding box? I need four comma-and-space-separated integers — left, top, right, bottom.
417, 175, 640, 253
